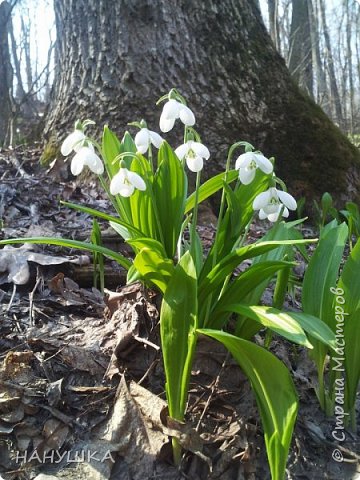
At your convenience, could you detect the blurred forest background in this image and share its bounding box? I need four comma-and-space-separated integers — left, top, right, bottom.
0, 0, 359, 146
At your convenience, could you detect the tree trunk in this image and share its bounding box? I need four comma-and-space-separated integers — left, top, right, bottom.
288, 0, 313, 97
267, 0, 281, 52
0, 1, 13, 146
45, 0, 360, 205
319, 0, 344, 128
308, 0, 327, 110
345, 0, 354, 135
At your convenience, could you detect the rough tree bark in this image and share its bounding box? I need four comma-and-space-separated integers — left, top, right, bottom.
45, 0, 360, 204
0, 1, 13, 146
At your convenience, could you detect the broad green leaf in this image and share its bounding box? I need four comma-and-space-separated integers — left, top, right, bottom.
226, 305, 336, 349
232, 169, 269, 232
0, 237, 131, 269
154, 141, 187, 258
320, 219, 338, 239
185, 170, 238, 214
127, 237, 168, 258
344, 308, 360, 417
197, 329, 298, 480
302, 222, 348, 409
128, 237, 174, 292
303, 222, 348, 331
129, 154, 157, 239
102, 126, 121, 177
101, 127, 133, 222
200, 170, 269, 280
198, 239, 314, 305
133, 247, 174, 294
161, 252, 197, 420
235, 222, 305, 339
207, 261, 294, 329
337, 238, 360, 414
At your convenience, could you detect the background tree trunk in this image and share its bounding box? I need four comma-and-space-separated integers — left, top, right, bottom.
0, 1, 13, 146
288, 0, 313, 97
318, 0, 344, 129
45, 0, 360, 205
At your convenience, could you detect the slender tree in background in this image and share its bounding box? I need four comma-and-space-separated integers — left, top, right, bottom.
45, 0, 360, 203
288, 0, 313, 97
267, 0, 281, 52
307, 0, 327, 108
318, 0, 344, 128
0, 1, 13, 146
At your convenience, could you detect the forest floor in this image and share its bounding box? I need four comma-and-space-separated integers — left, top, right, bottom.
0, 146, 359, 480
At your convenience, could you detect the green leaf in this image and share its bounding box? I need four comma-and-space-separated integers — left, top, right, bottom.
197, 329, 298, 480
185, 170, 238, 214
128, 237, 174, 293
208, 261, 294, 329
302, 222, 348, 410
337, 238, 360, 414
132, 248, 174, 294
101, 127, 132, 222
198, 239, 314, 305
161, 252, 198, 420
0, 237, 131, 269
200, 170, 269, 280
153, 141, 187, 258
303, 222, 348, 331
129, 155, 158, 239
102, 126, 121, 178
225, 305, 336, 349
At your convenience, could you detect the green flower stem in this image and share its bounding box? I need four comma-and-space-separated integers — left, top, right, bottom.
216, 215, 254, 302
148, 144, 154, 172
190, 171, 201, 261
147, 182, 166, 246
170, 327, 198, 466
203, 142, 246, 327
265, 261, 291, 349
172, 438, 182, 466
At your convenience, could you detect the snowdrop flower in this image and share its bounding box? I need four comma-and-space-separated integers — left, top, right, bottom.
110, 168, 146, 197
61, 128, 104, 175
253, 187, 297, 222
70, 146, 104, 175
135, 128, 163, 154
61, 129, 86, 156
160, 99, 195, 133
235, 152, 273, 185
175, 140, 210, 172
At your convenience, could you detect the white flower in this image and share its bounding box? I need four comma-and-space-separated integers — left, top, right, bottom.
110, 168, 146, 197
175, 140, 210, 172
61, 130, 86, 156
71, 146, 104, 175
159, 99, 195, 133
253, 187, 297, 222
135, 128, 163, 154
235, 152, 273, 185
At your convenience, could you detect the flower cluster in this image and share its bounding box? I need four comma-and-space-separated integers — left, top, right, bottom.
60, 91, 297, 222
